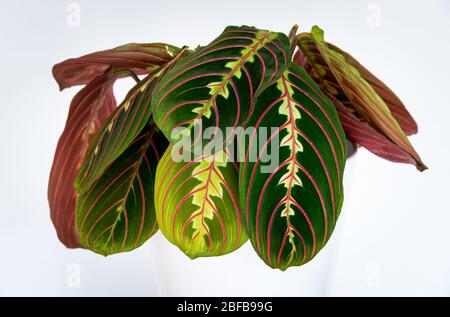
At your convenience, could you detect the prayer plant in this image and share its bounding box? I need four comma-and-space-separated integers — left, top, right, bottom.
49, 25, 426, 271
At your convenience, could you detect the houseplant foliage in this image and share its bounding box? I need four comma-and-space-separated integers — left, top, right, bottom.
239, 64, 347, 270
49, 25, 426, 270
155, 146, 246, 259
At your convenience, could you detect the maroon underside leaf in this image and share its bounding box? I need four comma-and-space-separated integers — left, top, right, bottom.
329, 94, 417, 166
48, 70, 117, 248
49, 42, 182, 249
53, 43, 180, 90
295, 26, 426, 171
293, 48, 310, 70
74, 48, 192, 195
328, 43, 418, 136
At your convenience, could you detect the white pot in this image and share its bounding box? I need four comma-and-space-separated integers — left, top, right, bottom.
150, 154, 357, 296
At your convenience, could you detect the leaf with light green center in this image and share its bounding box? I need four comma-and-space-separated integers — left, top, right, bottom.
240, 64, 347, 270
154, 145, 246, 259
151, 25, 291, 151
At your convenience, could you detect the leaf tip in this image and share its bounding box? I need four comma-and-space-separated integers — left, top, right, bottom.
311, 25, 325, 42
417, 161, 428, 172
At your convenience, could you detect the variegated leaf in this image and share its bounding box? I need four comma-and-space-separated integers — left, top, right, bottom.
296, 26, 426, 171
75, 49, 190, 194
48, 70, 117, 248
50, 43, 183, 248
74, 73, 158, 194
155, 145, 246, 259
240, 64, 347, 270
151, 25, 291, 150
76, 122, 168, 255
53, 43, 180, 90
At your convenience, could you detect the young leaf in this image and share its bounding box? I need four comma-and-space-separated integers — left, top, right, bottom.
151, 25, 291, 150
76, 122, 168, 255
53, 43, 180, 90
240, 64, 347, 270
48, 70, 117, 248
154, 146, 246, 259
329, 94, 418, 166
296, 26, 426, 171
328, 42, 418, 135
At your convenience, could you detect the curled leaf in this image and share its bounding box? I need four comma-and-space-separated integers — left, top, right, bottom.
296, 26, 426, 171
328, 43, 418, 135
53, 43, 180, 90
48, 70, 117, 248
329, 94, 418, 166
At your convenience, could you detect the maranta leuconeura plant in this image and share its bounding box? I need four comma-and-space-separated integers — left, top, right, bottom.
49, 25, 426, 270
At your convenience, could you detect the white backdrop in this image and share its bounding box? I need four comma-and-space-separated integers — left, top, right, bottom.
0, 0, 449, 296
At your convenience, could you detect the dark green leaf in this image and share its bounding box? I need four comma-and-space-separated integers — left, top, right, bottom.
151, 25, 291, 151
240, 64, 347, 270
76, 122, 168, 255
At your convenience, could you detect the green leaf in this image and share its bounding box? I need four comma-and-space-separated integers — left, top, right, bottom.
76, 122, 168, 255
296, 26, 426, 171
151, 25, 291, 150
240, 64, 347, 270
74, 72, 158, 194
50, 43, 186, 248
74, 49, 191, 194
310, 25, 324, 42
154, 145, 247, 259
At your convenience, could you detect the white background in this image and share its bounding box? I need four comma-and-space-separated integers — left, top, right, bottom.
0, 0, 449, 296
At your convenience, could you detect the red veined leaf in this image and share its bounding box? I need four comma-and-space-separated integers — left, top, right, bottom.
240, 64, 347, 270
154, 145, 246, 259
50, 44, 185, 248
296, 26, 426, 171
53, 43, 180, 90
76, 122, 168, 255
48, 69, 117, 248
329, 94, 417, 166
151, 25, 291, 151
74, 48, 190, 194
73, 73, 157, 194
